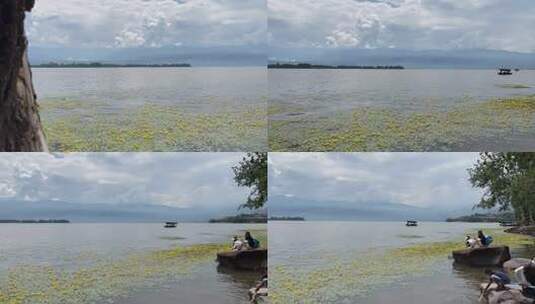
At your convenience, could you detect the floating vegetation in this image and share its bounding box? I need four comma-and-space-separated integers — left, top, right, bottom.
497, 84, 532, 89
159, 236, 187, 241
0, 226, 267, 304
0, 243, 228, 304
270, 95, 535, 151
269, 229, 533, 303
396, 234, 425, 239
40, 99, 267, 152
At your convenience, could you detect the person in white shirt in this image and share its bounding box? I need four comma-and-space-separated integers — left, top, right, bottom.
232, 236, 244, 251
465, 235, 477, 248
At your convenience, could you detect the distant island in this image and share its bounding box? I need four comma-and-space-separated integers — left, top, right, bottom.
0, 219, 70, 223
32, 62, 191, 68
268, 63, 404, 70
269, 216, 305, 221
446, 212, 514, 223
209, 213, 267, 223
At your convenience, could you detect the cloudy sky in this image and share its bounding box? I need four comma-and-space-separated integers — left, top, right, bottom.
0, 153, 248, 210
269, 153, 482, 211
269, 0, 535, 53
27, 0, 265, 49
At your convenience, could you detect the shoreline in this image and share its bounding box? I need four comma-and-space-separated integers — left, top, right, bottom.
504, 225, 535, 237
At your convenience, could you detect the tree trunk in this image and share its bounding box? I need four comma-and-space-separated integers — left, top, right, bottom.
0, 0, 47, 152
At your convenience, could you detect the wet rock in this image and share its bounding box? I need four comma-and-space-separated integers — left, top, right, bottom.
216, 249, 267, 271
480, 283, 532, 304
249, 287, 268, 299
453, 246, 511, 266
504, 258, 533, 272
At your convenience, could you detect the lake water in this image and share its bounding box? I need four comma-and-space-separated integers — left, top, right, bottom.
0, 223, 267, 304
269, 221, 535, 304
269, 69, 535, 151
33, 67, 267, 151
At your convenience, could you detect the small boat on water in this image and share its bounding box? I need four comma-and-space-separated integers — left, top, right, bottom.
217, 249, 267, 270
406, 220, 418, 227
498, 68, 513, 75
164, 221, 177, 228
452, 246, 511, 266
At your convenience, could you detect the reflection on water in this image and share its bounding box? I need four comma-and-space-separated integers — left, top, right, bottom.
269, 221, 535, 304
0, 223, 266, 304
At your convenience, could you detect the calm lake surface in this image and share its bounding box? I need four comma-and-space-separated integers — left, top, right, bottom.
33, 67, 267, 151
269, 69, 535, 151
34, 67, 266, 113
0, 223, 266, 304
269, 221, 535, 304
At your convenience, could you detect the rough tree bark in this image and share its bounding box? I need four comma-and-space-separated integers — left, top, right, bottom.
0, 0, 47, 152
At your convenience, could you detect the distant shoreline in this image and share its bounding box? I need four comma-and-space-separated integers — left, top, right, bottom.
0, 219, 70, 223
269, 216, 305, 221
268, 63, 404, 70
209, 214, 267, 223
32, 62, 191, 68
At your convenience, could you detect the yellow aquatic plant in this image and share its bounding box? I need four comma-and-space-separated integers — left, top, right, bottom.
270, 95, 535, 151
270, 228, 534, 303
40, 100, 267, 152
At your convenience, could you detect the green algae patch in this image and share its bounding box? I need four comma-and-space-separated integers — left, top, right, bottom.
497, 84, 532, 89
270, 95, 535, 151
0, 243, 229, 304
270, 229, 534, 303
40, 100, 267, 152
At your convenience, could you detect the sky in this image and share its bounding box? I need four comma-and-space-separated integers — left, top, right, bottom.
27, 0, 266, 49
25, 0, 266, 65
0, 153, 248, 211
269, 0, 535, 53
269, 153, 483, 211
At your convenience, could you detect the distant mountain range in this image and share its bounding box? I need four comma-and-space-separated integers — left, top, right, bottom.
269, 195, 476, 221
269, 48, 535, 69
0, 199, 255, 223
29, 46, 535, 69
28, 45, 266, 67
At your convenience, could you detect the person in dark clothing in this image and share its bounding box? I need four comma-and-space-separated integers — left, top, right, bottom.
485, 269, 511, 289
245, 231, 260, 249
478, 230, 493, 247
480, 269, 511, 301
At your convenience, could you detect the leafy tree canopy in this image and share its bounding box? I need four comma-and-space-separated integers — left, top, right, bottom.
232, 152, 267, 210
468, 152, 535, 225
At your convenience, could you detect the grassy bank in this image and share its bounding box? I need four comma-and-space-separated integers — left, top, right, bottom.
270, 95, 535, 151
270, 228, 533, 303
40, 100, 267, 152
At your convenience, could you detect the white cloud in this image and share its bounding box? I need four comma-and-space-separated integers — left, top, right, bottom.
269, 0, 535, 53
0, 153, 249, 210
26, 0, 266, 49
269, 152, 481, 209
